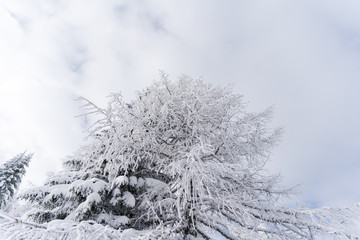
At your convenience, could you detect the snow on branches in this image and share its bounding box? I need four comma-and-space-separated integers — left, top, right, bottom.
0, 152, 32, 209
73, 75, 360, 239
2, 75, 359, 239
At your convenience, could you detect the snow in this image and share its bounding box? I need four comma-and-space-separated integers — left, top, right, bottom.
129, 176, 137, 186
122, 191, 135, 208
74, 193, 102, 220
5, 77, 360, 240
87, 192, 102, 204
137, 177, 145, 188
145, 178, 167, 190
112, 215, 129, 227
111, 176, 129, 189
97, 213, 130, 228
74, 204, 88, 218
43, 184, 69, 204
109, 188, 121, 206
0, 218, 127, 239
45, 172, 77, 186
76, 192, 101, 213
68, 179, 83, 190
120, 228, 141, 240
109, 197, 120, 206
47, 219, 78, 231
69, 178, 109, 196
113, 188, 121, 196
18, 186, 50, 202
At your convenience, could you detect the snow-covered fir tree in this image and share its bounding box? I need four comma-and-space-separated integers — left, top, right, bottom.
0, 152, 32, 210
1, 75, 359, 239
18, 133, 162, 230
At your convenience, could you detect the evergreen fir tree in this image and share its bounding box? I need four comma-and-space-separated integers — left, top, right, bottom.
19, 129, 167, 230
0, 152, 32, 209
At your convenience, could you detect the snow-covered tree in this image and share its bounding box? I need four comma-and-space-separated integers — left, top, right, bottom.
0, 152, 32, 209
8, 74, 360, 239
18, 119, 166, 229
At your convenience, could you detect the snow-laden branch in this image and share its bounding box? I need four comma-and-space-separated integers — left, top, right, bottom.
13, 75, 360, 240
0, 210, 46, 229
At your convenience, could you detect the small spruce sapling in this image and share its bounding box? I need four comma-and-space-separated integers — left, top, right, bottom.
0, 152, 32, 209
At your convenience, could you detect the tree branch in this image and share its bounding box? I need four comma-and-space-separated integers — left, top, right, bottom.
0, 210, 47, 229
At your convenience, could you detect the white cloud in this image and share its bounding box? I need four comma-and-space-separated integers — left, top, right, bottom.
0, 0, 359, 206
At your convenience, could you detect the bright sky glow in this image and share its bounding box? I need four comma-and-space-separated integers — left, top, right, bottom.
0, 0, 359, 207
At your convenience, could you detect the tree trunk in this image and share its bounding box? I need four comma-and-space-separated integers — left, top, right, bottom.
184, 179, 197, 237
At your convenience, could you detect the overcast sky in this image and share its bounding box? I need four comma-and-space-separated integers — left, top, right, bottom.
1, 0, 359, 208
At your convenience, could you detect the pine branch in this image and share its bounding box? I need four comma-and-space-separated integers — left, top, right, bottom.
0, 210, 47, 229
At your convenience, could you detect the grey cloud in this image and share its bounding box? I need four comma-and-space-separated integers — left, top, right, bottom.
7, 9, 28, 30
114, 4, 129, 17
1, 0, 359, 207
